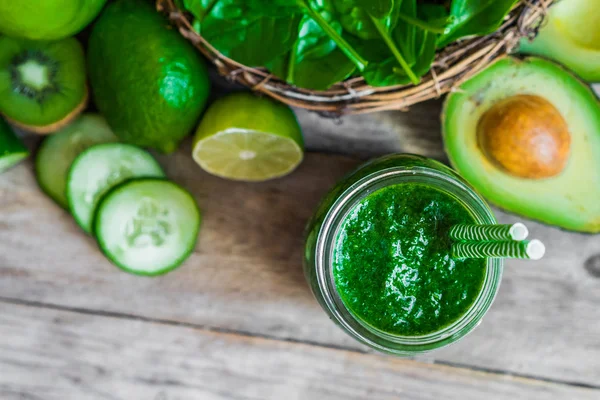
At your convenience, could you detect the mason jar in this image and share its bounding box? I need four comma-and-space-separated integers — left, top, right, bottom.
304, 154, 503, 355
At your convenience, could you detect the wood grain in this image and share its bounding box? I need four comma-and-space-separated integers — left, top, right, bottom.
297, 101, 448, 161
1, 301, 596, 400
0, 146, 599, 386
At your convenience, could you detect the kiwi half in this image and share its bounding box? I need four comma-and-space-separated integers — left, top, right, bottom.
0, 37, 87, 134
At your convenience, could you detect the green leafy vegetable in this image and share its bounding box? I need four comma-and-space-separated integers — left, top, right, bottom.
181, 0, 515, 89
182, 0, 216, 22
394, 0, 417, 67
437, 0, 518, 48
187, 0, 304, 66
193, 14, 302, 66
334, 0, 418, 84
299, 2, 368, 71
351, 0, 394, 19
353, 0, 441, 86
333, 0, 400, 40
396, 12, 448, 34
270, 0, 356, 90
351, 39, 412, 86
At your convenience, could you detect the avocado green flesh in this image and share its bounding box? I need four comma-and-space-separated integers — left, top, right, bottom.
519, 0, 600, 82
443, 57, 600, 233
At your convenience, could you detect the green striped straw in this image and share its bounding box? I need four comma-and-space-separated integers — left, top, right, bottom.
449, 223, 529, 241
452, 240, 546, 260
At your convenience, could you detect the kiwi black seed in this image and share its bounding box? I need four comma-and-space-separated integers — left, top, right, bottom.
0, 36, 87, 134
10, 50, 60, 102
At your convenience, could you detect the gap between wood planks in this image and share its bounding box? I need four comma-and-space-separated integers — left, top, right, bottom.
1, 295, 597, 392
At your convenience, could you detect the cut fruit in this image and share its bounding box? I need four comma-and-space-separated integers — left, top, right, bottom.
36, 114, 119, 208
94, 178, 200, 276
193, 92, 304, 182
0, 118, 28, 173
67, 143, 165, 233
0, 36, 87, 133
443, 56, 600, 233
477, 94, 571, 179
518, 0, 600, 82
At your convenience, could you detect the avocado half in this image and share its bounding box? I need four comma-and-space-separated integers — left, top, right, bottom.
519, 0, 600, 82
443, 57, 600, 233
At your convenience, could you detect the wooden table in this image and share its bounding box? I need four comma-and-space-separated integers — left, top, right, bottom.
1, 100, 599, 399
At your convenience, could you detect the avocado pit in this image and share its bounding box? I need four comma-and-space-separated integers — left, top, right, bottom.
477, 94, 571, 179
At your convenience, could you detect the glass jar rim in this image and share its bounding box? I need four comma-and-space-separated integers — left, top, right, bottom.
314, 163, 503, 355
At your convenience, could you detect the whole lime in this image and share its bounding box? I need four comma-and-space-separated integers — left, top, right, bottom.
0, 0, 107, 40
87, 0, 211, 153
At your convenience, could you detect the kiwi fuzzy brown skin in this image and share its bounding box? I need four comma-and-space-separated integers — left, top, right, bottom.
0, 36, 87, 134
3, 87, 88, 135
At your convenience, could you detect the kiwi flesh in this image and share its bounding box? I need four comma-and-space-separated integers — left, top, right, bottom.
0, 36, 87, 134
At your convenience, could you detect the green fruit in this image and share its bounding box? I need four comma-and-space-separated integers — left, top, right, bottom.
0, 0, 107, 40
36, 114, 119, 208
0, 36, 88, 134
443, 56, 600, 233
88, 0, 211, 153
193, 92, 304, 182
0, 118, 28, 173
519, 0, 600, 82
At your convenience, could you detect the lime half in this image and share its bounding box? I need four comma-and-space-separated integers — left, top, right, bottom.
192, 92, 304, 182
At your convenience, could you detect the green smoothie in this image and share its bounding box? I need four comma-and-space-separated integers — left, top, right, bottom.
333, 182, 486, 336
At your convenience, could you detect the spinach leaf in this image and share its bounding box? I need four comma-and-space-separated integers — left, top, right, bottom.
332, 0, 418, 84
437, 0, 517, 47
269, 1, 356, 90
193, 0, 302, 19
394, 0, 417, 67
332, 0, 400, 40
181, 0, 511, 90
292, 1, 356, 89
355, 0, 440, 87
188, 0, 368, 74
296, 1, 341, 60
353, 39, 416, 86
298, 1, 368, 71
411, 4, 447, 74
396, 12, 448, 33
266, 53, 290, 80
350, 0, 394, 19
187, 0, 302, 66
418, 3, 452, 27
181, 0, 216, 22
409, 29, 437, 78
194, 15, 302, 66
294, 51, 355, 89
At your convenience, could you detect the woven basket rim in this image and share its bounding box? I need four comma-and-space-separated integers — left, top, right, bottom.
158, 0, 553, 114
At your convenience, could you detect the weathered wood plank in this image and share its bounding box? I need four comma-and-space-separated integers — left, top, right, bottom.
1, 302, 597, 400
297, 101, 448, 161
0, 148, 599, 386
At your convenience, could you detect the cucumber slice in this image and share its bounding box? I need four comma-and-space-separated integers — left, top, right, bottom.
67, 143, 165, 233
0, 118, 28, 173
35, 114, 119, 208
94, 178, 200, 276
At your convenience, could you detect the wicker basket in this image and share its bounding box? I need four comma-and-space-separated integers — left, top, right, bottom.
158, 0, 553, 115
